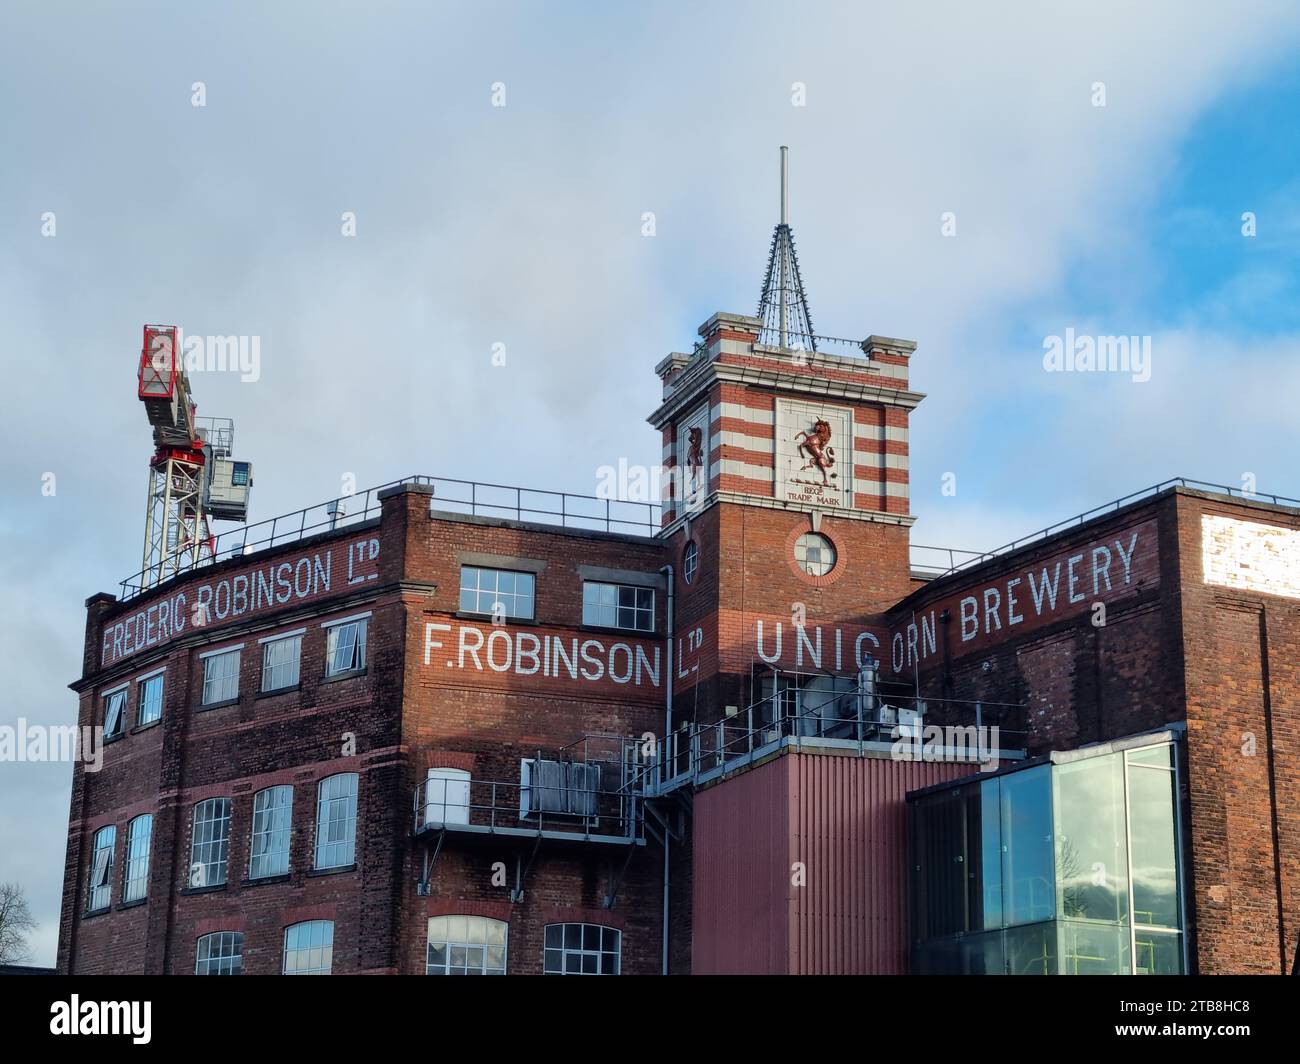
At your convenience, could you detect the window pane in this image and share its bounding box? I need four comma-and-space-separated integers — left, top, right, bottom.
1003, 922, 1057, 976
1127, 744, 1174, 770
262, 635, 301, 691
583, 582, 653, 630
1134, 930, 1183, 975
196, 931, 243, 975
795, 533, 834, 575
544, 924, 621, 976
1058, 919, 1128, 976
250, 785, 292, 878
1000, 766, 1055, 926
460, 568, 534, 619
189, 798, 231, 887
1127, 760, 1181, 929
1054, 752, 1128, 924
88, 826, 115, 910
137, 675, 163, 725
202, 650, 240, 705
326, 623, 361, 675
426, 917, 507, 975
960, 930, 1005, 975
334, 621, 364, 672
283, 921, 333, 975
104, 690, 126, 736
315, 773, 358, 868
123, 814, 152, 902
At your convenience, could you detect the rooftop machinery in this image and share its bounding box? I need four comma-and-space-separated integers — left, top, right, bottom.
136, 324, 253, 590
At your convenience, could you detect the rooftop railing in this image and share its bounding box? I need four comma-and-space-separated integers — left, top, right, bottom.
642, 682, 1028, 795
116, 473, 1295, 602
908, 477, 1300, 581
753, 329, 878, 358
117, 474, 663, 601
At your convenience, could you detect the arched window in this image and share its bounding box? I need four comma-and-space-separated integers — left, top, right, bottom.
189, 798, 231, 888
195, 931, 243, 975
87, 825, 116, 911
283, 920, 334, 975
426, 916, 507, 975
122, 814, 153, 902
543, 923, 621, 975
315, 773, 358, 869
250, 785, 293, 878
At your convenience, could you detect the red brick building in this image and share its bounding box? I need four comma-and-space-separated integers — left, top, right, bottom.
59, 310, 1300, 975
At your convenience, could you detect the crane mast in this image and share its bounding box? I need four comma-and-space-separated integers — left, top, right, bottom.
136, 325, 253, 590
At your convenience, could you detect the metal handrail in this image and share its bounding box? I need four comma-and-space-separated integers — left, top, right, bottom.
116, 472, 1294, 602
639, 684, 1027, 794
753, 330, 876, 357
910, 477, 1300, 580
117, 474, 664, 600
413, 769, 644, 841
909, 544, 991, 575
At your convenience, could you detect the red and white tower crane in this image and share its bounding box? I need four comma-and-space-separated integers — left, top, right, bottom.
136, 325, 253, 590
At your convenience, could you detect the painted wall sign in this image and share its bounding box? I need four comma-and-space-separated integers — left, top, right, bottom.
1202, 513, 1300, 600
749, 615, 885, 674
423, 621, 663, 692
777, 399, 852, 508
100, 534, 381, 668
705, 522, 1158, 684
886, 520, 1158, 674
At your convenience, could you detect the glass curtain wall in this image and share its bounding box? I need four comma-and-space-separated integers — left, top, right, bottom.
910, 739, 1184, 975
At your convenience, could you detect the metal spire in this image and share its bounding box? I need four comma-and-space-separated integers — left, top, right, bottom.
757, 145, 817, 351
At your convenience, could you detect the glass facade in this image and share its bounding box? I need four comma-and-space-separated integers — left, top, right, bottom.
909, 738, 1185, 975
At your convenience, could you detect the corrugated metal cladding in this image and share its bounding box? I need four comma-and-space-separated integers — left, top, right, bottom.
692, 752, 973, 974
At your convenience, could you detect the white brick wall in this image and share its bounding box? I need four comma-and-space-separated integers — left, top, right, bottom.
1201, 514, 1300, 600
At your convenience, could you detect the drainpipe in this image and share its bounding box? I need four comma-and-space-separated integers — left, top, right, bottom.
659, 563, 675, 975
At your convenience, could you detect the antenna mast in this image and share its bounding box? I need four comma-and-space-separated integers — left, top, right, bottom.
757, 145, 817, 351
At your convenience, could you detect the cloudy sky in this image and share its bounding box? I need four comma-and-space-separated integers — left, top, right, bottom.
3, 1, 1300, 966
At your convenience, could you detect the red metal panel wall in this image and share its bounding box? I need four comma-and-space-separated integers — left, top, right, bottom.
691, 756, 793, 974
788, 754, 970, 974
692, 752, 974, 974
